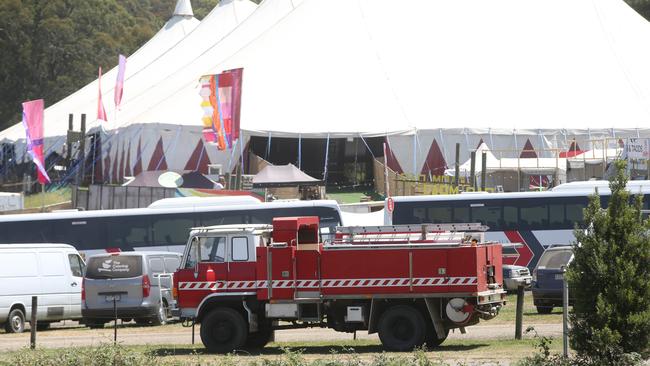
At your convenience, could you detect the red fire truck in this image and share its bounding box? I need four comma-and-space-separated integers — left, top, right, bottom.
173, 217, 506, 353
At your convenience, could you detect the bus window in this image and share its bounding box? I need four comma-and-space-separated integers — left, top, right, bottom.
503, 205, 518, 229
453, 206, 470, 223
565, 203, 584, 228
519, 201, 548, 229
428, 206, 452, 224
201, 211, 245, 226
151, 214, 195, 246
471, 204, 501, 229
55, 218, 106, 250
413, 207, 427, 223
105, 216, 150, 249
548, 204, 565, 229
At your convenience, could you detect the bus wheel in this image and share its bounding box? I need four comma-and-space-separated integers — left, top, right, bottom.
378, 305, 426, 351
201, 308, 247, 353
5, 308, 25, 333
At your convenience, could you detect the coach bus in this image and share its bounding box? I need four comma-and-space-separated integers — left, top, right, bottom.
386, 180, 650, 269
0, 197, 343, 256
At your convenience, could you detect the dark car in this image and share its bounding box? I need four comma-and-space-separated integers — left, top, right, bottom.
531, 246, 574, 314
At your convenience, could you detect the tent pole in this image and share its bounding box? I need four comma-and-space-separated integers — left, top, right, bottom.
412, 132, 417, 179
266, 132, 271, 160
454, 143, 460, 187
323, 133, 330, 182
298, 133, 302, 170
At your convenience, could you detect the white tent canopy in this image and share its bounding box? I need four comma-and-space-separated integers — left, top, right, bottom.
4, 0, 650, 181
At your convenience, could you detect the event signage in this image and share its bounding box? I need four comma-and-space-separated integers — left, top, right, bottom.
625, 138, 650, 160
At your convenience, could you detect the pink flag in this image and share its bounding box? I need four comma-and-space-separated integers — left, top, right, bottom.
97, 66, 108, 121
21, 99, 51, 184
114, 54, 126, 109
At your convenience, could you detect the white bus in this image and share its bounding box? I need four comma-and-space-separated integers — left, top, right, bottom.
386, 181, 650, 269
0, 198, 343, 257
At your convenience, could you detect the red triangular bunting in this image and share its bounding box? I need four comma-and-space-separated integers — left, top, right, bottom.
560, 140, 584, 158
147, 138, 168, 171
184, 139, 211, 173
133, 139, 143, 176
384, 138, 403, 174
421, 139, 447, 176
520, 139, 537, 158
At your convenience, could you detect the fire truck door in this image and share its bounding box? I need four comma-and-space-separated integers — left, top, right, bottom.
195, 236, 228, 291
226, 235, 256, 290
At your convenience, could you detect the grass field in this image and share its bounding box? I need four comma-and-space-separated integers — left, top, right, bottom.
0, 337, 562, 365
23, 187, 71, 209
496, 292, 566, 325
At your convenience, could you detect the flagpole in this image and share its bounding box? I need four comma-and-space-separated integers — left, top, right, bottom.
41, 183, 45, 212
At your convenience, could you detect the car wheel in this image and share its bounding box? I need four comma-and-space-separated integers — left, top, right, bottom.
152, 301, 168, 326
5, 308, 25, 333
536, 306, 553, 314
200, 307, 247, 354
378, 305, 426, 351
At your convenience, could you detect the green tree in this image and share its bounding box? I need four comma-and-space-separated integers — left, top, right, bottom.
568, 160, 650, 363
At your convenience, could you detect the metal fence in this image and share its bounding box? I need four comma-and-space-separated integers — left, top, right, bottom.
72, 185, 176, 210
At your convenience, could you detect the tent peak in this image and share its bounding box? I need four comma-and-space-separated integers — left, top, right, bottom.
173, 0, 193, 17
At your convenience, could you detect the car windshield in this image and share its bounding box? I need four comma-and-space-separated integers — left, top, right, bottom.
85, 255, 143, 279
537, 249, 572, 269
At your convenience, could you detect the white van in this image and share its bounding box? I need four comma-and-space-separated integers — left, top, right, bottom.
0, 243, 85, 333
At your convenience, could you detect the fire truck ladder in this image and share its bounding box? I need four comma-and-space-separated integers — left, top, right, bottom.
333, 223, 489, 245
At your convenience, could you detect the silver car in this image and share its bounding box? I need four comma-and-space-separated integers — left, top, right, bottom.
502, 264, 533, 291
82, 251, 181, 328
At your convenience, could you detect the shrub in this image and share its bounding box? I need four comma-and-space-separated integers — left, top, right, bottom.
568, 160, 650, 362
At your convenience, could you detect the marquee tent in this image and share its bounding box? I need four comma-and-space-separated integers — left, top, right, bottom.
4, 0, 650, 184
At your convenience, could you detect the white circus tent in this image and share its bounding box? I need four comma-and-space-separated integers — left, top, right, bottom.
3, 0, 650, 184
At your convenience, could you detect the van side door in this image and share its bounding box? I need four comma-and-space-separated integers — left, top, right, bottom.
37, 251, 69, 320
66, 252, 85, 318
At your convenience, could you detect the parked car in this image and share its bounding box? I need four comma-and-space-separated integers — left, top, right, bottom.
502, 264, 532, 291
531, 245, 574, 314
82, 251, 181, 328
0, 243, 85, 333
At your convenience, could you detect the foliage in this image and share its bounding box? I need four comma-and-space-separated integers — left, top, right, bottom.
567, 160, 650, 362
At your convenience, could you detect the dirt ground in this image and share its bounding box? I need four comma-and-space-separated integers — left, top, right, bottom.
0, 320, 562, 351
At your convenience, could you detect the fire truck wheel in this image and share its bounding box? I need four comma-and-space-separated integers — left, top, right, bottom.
424, 327, 449, 348
378, 305, 426, 351
201, 307, 248, 353
245, 327, 274, 349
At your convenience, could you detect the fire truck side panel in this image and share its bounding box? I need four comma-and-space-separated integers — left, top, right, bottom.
319, 249, 411, 295
295, 249, 320, 296
446, 247, 483, 293
410, 248, 448, 293
255, 247, 269, 300
487, 244, 503, 285
268, 246, 296, 299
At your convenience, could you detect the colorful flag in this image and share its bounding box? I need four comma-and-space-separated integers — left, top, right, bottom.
198, 68, 243, 151
21, 99, 50, 184
114, 54, 126, 109
97, 66, 108, 121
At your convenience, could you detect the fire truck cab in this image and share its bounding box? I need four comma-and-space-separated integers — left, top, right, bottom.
173, 216, 506, 353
